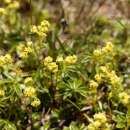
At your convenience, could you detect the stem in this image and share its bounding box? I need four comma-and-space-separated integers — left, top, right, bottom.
49, 73, 56, 108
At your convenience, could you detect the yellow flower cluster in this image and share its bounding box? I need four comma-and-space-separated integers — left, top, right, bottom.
100, 66, 109, 74
24, 87, 36, 97
89, 80, 98, 88
93, 113, 107, 123
23, 76, 41, 107
47, 62, 58, 73
56, 56, 64, 63
94, 74, 102, 83
44, 56, 53, 66
0, 0, 19, 16
108, 71, 120, 86
31, 20, 50, 37
24, 77, 33, 85
4, 54, 13, 63
119, 92, 129, 105
93, 49, 102, 57
0, 54, 13, 67
88, 113, 110, 130
0, 8, 6, 15
4, 0, 11, 4
3, 0, 20, 9
27, 41, 33, 46
64, 55, 77, 64
89, 80, 99, 93
93, 42, 114, 61
102, 42, 113, 53
100, 66, 120, 87
31, 98, 41, 107
22, 47, 33, 57
44, 56, 58, 73
17, 43, 33, 58
7, 1, 20, 9
43, 54, 78, 73
0, 89, 5, 96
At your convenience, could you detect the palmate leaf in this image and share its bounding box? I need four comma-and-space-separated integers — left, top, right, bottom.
59, 79, 87, 100
112, 114, 126, 129
0, 97, 9, 111
0, 119, 16, 130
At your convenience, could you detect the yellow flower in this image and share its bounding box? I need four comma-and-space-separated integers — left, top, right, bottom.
41, 20, 50, 28
31, 25, 37, 33
93, 120, 101, 128
24, 77, 33, 85
44, 56, 53, 66
24, 87, 36, 97
88, 113, 110, 130
31, 20, 50, 37
100, 66, 108, 74
56, 56, 63, 63
4, 54, 13, 64
39, 26, 49, 33
109, 71, 120, 86
23, 47, 33, 54
37, 32, 47, 37
27, 41, 33, 46
65, 55, 77, 64
93, 113, 107, 123
0, 54, 13, 67
108, 92, 113, 99
4, 0, 11, 4
17, 44, 33, 58
94, 74, 102, 83
105, 123, 111, 130
40, 20, 50, 34
47, 62, 58, 73
0, 56, 6, 66
89, 80, 98, 88
21, 47, 33, 58
31, 98, 41, 107
87, 124, 96, 130
0, 8, 6, 15
8, 1, 20, 9
0, 89, 5, 96
106, 41, 113, 48
43, 56, 58, 73
119, 92, 129, 105
93, 49, 102, 57
102, 41, 113, 53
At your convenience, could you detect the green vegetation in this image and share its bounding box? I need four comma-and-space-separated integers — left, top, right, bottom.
0, 0, 130, 130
